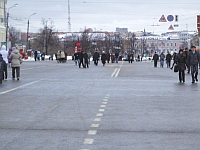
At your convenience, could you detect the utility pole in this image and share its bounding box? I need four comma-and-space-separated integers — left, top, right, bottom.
68, 0, 71, 32
27, 13, 36, 51
5, 4, 18, 49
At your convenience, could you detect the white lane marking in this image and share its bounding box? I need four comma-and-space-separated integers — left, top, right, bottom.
84, 139, 94, 144
0, 80, 43, 95
99, 109, 105, 112
91, 124, 100, 128
105, 97, 109, 99
111, 68, 118, 77
88, 130, 97, 135
96, 113, 103, 117
102, 102, 107, 104
94, 118, 101, 121
80, 149, 90, 150
100, 105, 106, 108
114, 61, 124, 78
20, 66, 46, 71
103, 99, 108, 101
115, 68, 120, 77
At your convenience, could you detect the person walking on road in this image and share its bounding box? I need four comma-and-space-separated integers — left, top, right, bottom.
187, 46, 200, 83
74, 52, 79, 65
93, 50, 100, 66
106, 52, 110, 63
176, 49, 186, 83
9, 47, 22, 80
166, 51, 172, 68
78, 51, 85, 68
153, 51, 159, 67
160, 52, 165, 68
101, 51, 107, 66
128, 52, 134, 63
8, 48, 12, 67
170, 51, 177, 69
0, 54, 6, 83
83, 51, 89, 68
183, 48, 190, 73
34, 50, 37, 61
0, 45, 8, 80
115, 52, 119, 63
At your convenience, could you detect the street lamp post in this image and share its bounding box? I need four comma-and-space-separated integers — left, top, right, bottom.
27, 13, 36, 50
5, 3, 17, 49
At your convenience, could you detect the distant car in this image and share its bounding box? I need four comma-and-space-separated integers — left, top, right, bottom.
142, 57, 152, 61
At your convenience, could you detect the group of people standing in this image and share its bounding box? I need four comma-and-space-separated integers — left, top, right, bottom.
0, 45, 22, 83
152, 46, 200, 83
73, 50, 120, 68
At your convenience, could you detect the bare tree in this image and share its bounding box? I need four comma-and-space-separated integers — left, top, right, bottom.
31, 19, 60, 55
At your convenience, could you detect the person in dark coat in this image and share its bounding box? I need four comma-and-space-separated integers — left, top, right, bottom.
78, 51, 85, 68
34, 50, 37, 61
170, 51, 177, 69
106, 52, 110, 63
74, 52, 79, 65
93, 50, 100, 66
115, 52, 119, 63
101, 51, 107, 66
166, 51, 172, 68
187, 46, 200, 83
183, 48, 190, 73
153, 51, 159, 67
41, 52, 45, 61
0, 54, 5, 83
128, 52, 134, 63
83, 51, 89, 68
176, 49, 186, 83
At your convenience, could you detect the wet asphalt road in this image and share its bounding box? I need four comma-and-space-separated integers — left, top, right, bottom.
0, 60, 200, 150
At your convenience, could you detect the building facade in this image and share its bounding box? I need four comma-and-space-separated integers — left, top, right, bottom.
0, 0, 6, 45
134, 36, 179, 56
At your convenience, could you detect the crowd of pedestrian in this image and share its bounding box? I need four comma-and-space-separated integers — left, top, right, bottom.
73, 50, 122, 68
152, 46, 200, 83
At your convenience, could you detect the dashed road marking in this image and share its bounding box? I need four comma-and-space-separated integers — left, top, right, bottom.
81, 94, 110, 149
100, 105, 106, 108
91, 124, 100, 128
88, 130, 97, 135
96, 113, 103, 117
99, 109, 105, 112
94, 118, 101, 121
84, 139, 94, 144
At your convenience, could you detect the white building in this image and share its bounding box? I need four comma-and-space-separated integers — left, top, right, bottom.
134, 35, 179, 55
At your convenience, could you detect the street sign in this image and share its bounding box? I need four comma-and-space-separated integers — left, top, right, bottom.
175, 15, 178, 22
167, 15, 174, 22
159, 15, 167, 22
168, 25, 174, 30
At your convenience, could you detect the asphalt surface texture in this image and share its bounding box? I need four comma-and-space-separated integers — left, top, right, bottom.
0, 59, 200, 150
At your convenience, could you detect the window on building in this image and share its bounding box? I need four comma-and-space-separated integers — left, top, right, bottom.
171, 43, 173, 46
175, 43, 176, 46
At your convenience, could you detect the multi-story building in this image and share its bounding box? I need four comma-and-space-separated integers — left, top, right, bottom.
0, 0, 6, 45
134, 35, 179, 56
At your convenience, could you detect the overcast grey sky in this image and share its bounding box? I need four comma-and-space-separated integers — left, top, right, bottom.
7, 0, 200, 34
